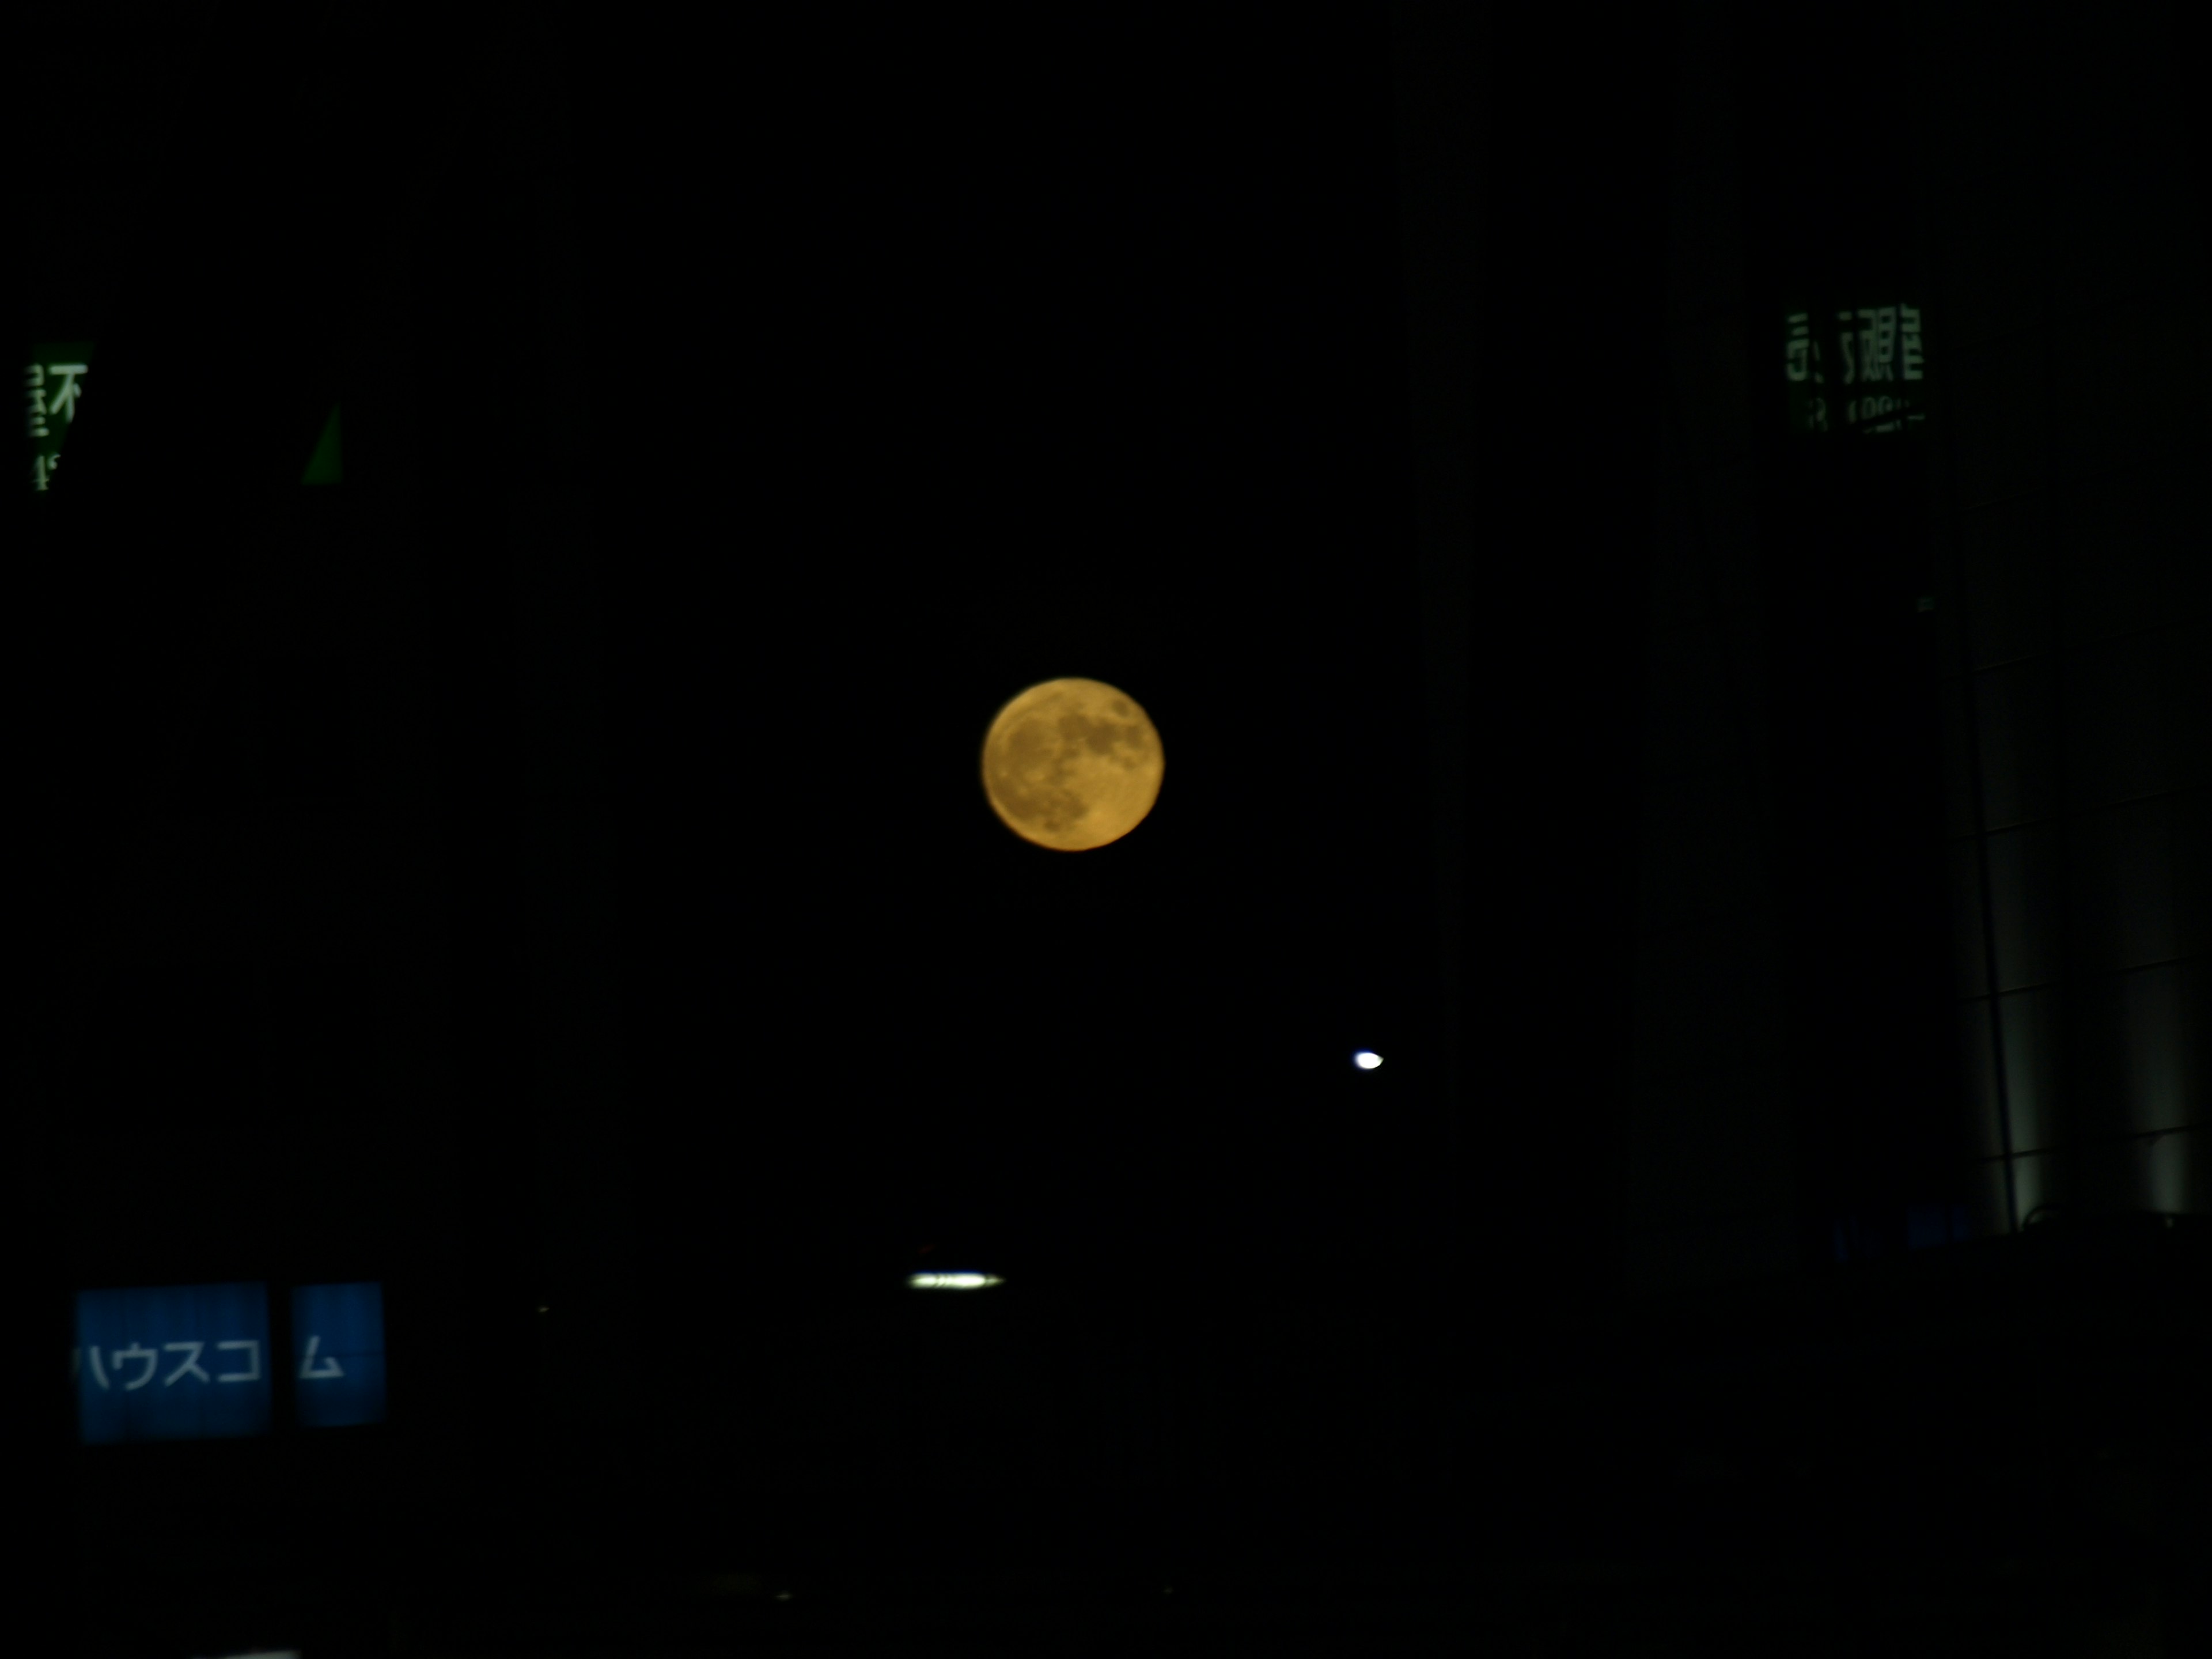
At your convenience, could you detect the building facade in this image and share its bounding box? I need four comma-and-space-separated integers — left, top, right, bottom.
1613, 0, 2208, 1299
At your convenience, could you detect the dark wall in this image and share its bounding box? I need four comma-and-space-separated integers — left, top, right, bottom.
1733, 0, 1970, 1262
17, 15, 407, 1657
1461, 1, 1675, 1316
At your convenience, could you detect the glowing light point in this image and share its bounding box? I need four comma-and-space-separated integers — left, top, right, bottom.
1354, 1050, 1382, 1070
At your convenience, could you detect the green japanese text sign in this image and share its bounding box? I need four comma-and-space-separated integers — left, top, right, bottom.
26, 340, 93, 491
1783, 302, 1929, 436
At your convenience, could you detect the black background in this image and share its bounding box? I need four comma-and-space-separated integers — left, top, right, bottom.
17, 4, 2212, 1653
584, 9, 1462, 1312
16, 0, 1671, 1415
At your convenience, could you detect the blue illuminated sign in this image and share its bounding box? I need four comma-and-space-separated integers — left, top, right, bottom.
74, 1282, 271, 1445
73, 1281, 388, 1445
293, 1281, 386, 1429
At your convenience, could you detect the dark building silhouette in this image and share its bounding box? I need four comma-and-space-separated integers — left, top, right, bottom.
1608, 0, 2210, 1301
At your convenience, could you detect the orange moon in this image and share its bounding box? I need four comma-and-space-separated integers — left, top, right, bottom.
980, 678, 1164, 851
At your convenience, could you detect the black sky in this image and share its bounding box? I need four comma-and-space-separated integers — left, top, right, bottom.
582, 9, 1472, 1309
22, 3, 1672, 1351
16, 14, 2212, 1647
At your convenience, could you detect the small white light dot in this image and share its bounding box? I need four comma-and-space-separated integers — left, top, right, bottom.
1353, 1050, 1382, 1070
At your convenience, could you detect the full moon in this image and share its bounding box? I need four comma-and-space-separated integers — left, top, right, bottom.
980, 677, 1164, 851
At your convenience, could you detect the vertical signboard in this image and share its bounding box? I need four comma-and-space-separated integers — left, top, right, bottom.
26, 339, 94, 491
1784, 301, 1929, 434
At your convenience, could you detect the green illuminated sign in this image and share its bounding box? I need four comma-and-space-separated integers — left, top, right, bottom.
26, 340, 93, 491
1783, 302, 1927, 435
26, 351, 341, 491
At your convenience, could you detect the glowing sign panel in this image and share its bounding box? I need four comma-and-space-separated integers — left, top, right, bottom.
291, 1281, 386, 1428
73, 1282, 271, 1445
1784, 302, 1928, 435
25, 339, 93, 492
72, 1281, 387, 1445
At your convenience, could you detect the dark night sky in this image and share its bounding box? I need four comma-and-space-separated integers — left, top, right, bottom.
20, 2, 1668, 1342
583, 11, 1468, 1306
17, 17, 2212, 1650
